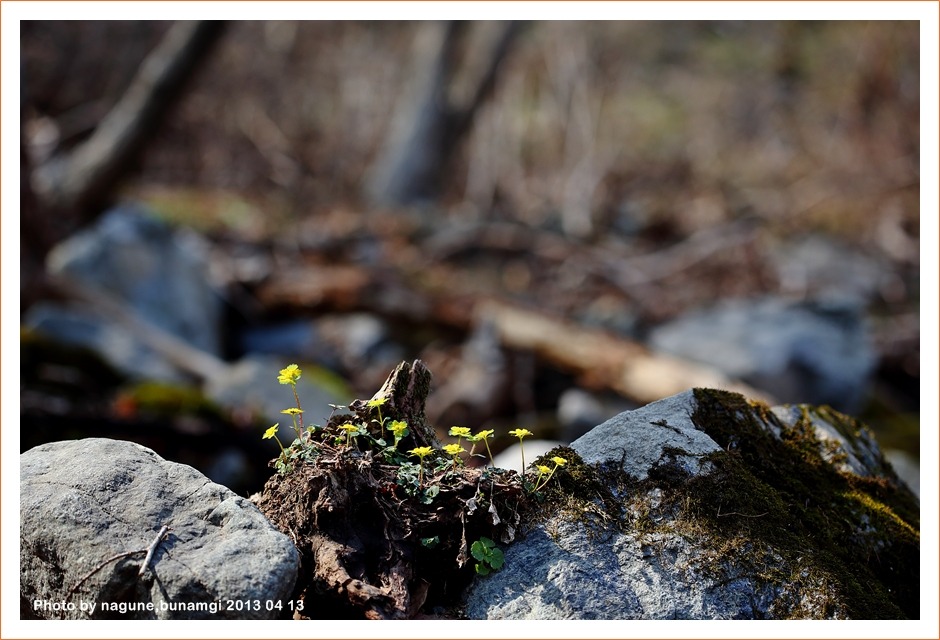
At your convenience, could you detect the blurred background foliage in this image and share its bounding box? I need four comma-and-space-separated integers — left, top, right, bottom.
23, 21, 919, 241
20, 20, 920, 495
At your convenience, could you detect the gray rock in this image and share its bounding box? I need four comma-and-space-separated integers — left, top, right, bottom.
23, 303, 183, 382
21, 438, 298, 620
46, 204, 223, 357
648, 296, 876, 413
571, 391, 722, 480
464, 389, 918, 620
770, 234, 894, 302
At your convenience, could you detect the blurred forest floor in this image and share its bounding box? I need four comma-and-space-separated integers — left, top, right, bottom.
20, 21, 921, 490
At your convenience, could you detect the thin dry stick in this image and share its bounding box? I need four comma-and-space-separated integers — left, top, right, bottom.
138, 525, 170, 578
65, 525, 171, 600
66, 549, 146, 601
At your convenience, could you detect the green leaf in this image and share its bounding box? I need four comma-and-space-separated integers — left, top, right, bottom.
474, 563, 491, 576
489, 548, 505, 570
420, 536, 440, 549
470, 540, 486, 562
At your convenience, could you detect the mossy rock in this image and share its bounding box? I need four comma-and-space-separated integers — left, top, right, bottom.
465, 388, 918, 620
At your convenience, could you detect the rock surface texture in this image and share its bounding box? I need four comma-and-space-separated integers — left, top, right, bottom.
464, 389, 919, 620
21, 438, 298, 620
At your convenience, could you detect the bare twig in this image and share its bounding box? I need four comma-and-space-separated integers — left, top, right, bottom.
65, 525, 171, 601
65, 549, 146, 601
138, 525, 171, 578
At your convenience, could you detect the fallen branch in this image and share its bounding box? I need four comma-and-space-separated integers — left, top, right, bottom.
138, 525, 171, 577
33, 21, 226, 225
47, 273, 228, 382
66, 525, 171, 601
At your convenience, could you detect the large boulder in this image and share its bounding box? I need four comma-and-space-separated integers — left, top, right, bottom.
648, 297, 876, 414
28, 204, 224, 381
21, 438, 299, 620
464, 389, 918, 619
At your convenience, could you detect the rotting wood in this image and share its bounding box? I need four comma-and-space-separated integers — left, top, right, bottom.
256, 361, 524, 619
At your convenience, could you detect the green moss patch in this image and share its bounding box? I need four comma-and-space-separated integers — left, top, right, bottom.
681, 388, 919, 619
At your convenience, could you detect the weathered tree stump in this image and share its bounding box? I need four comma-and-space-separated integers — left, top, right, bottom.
255, 360, 523, 619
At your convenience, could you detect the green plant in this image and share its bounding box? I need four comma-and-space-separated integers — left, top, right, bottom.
532, 456, 567, 492
443, 443, 465, 473
470, 537, 504, 576
472, 429, 496, 466
277, 364, 304, 434
409, 446, 434, 487
448, 426, 471, 448
280, 407, 305, 441
508, 428, 534, 473
263, 423, 287, 459
389, 419, 409, 449
367, 397, 387, 436
338, 422, 361, 448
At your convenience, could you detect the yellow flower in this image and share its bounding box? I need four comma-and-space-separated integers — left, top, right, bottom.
552, 456, 568, 467
367, 397, 387, 408
277, 364, 302, 385
449, 426, 472, 438
389, 420, 409, 437
409, 446, 434, 488
536, 465, 552, 475
338, 423, 360, 447
475, 429, 495, 440
509, 428, 534, 474
263, 423, 287, 458
443, 444, 465, 456
280, 408, 304, 415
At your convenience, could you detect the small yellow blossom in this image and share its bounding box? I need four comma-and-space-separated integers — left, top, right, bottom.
263, 423, 287, 458
409, 446, 434, 488
536, 465, 552, 475
443, 443, 465, 456
474, 429, 497, 466
449, 426, 472, 439
509, 428, 534, 474
280, 408, 304, 415
367, 397, 387, 408
338, 423, 360, 447
389, 420, 409, 438
277, 364, 302, 385
551, 456, 568, 467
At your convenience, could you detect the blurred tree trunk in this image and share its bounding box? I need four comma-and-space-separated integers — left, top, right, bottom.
23, 21, 226, 270
366, 21, 521, 207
